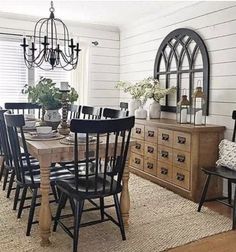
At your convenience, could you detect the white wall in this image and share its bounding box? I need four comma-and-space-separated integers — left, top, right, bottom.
0, 13, 120, 108
120, 1, 236, 139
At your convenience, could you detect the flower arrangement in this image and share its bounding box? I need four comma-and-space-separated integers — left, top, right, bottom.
115, 80, 147, 103
143, 77, 176, 103
115, 77, 176, 104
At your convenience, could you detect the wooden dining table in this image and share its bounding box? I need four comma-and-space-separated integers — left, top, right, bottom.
25, 134, 132, 246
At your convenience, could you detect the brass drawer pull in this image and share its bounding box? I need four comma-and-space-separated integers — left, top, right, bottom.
135, 143, 141, 150
161, 167, 168, 175
134, 158, 141, 164
177, 136, 186, 144
162, 133, 169, 141
176, 173, 185, 181
147, 146, 154, 153
136, 128, 142, 134
177, 154, 185, 163
161, 150, 169, 158
147, 162, 153, 169
148, 130, 154, 137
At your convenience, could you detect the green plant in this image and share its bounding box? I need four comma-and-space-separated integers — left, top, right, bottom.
68, 87, 79, 104
116, 77, 176, 104
22, 77, 79, 109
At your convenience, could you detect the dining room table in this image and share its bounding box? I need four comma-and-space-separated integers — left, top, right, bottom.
24, 132, 133, 247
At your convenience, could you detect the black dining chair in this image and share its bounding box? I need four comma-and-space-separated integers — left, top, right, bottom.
53, 116, 135, 252
198, 110, 236, 229
80, 105, 102, 119
4, 102, 42, 119
103, 108, 128, 119
120, 102, 128, 112
68, 104, 81, 120
5, 113, 74, 236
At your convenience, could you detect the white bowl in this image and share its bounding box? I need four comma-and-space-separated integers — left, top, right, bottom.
36, 126, 52, 135
25, 120, 36, 128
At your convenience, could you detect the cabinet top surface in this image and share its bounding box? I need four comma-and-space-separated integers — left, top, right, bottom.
135, 118, 225, 132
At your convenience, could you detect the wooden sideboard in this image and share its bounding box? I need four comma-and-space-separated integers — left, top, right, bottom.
129, 118, 225, 202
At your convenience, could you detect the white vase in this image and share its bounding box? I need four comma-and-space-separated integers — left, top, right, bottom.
44, 109, 61, 130
135, 106, 147, 119
149, 101, 161, 119
129, 99, 141, 116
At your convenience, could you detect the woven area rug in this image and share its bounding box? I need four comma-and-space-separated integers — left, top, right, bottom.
0, 174, 231, 252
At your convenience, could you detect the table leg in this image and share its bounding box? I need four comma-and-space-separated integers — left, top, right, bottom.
38, 155, 52, 246
120, 161, 130, 228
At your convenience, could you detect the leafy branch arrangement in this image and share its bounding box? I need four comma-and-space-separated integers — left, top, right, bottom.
116, 77, 176, 104
22, 77, 79, 110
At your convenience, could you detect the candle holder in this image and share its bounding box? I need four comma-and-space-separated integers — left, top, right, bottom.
58, 90, 70, 135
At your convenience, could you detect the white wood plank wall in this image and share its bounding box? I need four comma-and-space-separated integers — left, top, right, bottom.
120, 1, 236, 139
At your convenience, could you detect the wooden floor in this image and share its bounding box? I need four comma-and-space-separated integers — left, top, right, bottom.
169, 202, 236, 252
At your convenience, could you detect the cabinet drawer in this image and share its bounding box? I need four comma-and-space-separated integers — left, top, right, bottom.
173, 131, 191, 152
132, 140, 144, 155
130, 153, 143, 170
157, 161, 172, 181
173, 166, 190, 190
132, 124, 145, 140
158, 129, 173, 147
144, 158, 157, 176
173, 150, 190, 171
158, 145, 173, 164
144, 143, 157, 159
145, 126, 158, 143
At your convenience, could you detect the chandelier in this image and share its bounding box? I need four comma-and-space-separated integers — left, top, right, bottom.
21, 1, 80, 71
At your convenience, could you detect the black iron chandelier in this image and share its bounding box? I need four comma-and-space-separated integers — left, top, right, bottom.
21, 1, 80, 71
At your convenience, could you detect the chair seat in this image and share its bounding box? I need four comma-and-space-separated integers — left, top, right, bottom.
202, 165, 236, 181
23, 166, 74, 186
56, 175, 122, 200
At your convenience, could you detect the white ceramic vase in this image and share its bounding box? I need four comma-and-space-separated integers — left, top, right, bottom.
149, 100, 161, 119
44, 109, 61, 129
135, 106, 147, 119
129, 99, 141, 116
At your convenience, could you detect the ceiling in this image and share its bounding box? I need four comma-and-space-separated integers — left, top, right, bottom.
0, 0, 196, 29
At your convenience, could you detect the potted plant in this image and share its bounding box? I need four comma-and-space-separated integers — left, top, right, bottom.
22, 77, 79, 128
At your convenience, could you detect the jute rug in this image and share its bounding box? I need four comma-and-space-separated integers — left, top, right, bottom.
0, 174, 231, 252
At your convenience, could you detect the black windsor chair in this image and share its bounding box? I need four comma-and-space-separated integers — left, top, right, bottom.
80, 105, 102, 119
119, 102, 128, 112
103, 107, 128, 119
68, 104, 81, 120
5, 113, 74, 236
198, 110, 236, 229
53, 116, 135, 252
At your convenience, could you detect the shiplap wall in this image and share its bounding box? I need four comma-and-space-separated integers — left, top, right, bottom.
0, 14, 120, 108
120, 1, 236, 139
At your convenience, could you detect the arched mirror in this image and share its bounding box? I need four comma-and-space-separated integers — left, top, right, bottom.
154, 28, 210, 115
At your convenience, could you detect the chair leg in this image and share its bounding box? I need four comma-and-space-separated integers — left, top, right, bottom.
17, 187, 27, 219
51, 184, 58, 203
13, 184, 21, 210
228, 180, 232, 205
53, 192, 67, 232
6, 170, 15, 198
2, 168, 9, 191
113, 194, 126, 240
233, 185, 236, 229
73, 200, 84, 252
0, 157, 5, 181
198, 174, 211, 212
26, 188, 38, 236
100, 197, 104, 221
